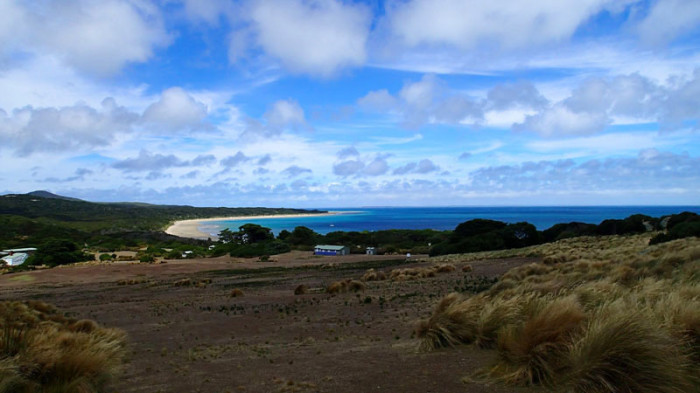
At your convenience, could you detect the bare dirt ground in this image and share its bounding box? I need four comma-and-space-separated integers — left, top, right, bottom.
0, 252, 537, 393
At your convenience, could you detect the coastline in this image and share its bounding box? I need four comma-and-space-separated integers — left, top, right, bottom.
165, 212, 341, 239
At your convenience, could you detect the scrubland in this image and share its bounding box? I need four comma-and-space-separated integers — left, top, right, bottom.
0, 300, 126, 393
0, 234, 697, 392
419, 234, 700, 392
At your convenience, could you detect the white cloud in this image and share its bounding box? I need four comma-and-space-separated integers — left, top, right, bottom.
180, 0, 233, 25
469, 149, 700, 192
386, 0, 619, 50
637, 0, 700, 46
363, 157, 390, 176
5, 0, 171, 76
142, 87, 210, 132
112, 150, 187, 172
517, 70, 700, 136
264, 99, 306, 129
358, 74, 483, 129
282, 165, 312, 177
0, 98, 138, 156
333, 159, 364, 177
241, 0, 372, 77
393, 158, 439, 175
517, 104, 610, 137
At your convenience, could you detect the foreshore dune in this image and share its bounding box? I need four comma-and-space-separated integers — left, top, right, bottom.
165, 212, 339, 239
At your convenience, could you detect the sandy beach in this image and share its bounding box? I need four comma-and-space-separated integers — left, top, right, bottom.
165, 212, 341, 239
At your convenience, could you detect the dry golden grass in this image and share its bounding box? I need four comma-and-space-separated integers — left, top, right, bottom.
0, 300, 126, 393
326, 279, 366, 294
361, 268, 387, 281
230, 288, 244, 297
294, 284, 309, 295
565, 305, 695, 393
417, 234, 700, 392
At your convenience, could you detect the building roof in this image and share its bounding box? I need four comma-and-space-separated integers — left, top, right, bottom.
2, 248, 37, 253
314, 245, 348, 251
1, 253, 28, 266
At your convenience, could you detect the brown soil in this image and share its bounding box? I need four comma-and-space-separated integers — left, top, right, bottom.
0, 252, 538, 393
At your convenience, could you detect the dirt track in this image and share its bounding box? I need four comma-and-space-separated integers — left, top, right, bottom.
0, 252, 537, 393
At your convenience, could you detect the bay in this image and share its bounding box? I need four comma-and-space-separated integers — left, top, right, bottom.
198, 206, 700, 237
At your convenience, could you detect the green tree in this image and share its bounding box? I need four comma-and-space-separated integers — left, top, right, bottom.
28, 240, 92, 267
286, 226, 318, 246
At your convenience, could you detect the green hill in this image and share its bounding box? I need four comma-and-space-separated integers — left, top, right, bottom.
0, 192, 324, 249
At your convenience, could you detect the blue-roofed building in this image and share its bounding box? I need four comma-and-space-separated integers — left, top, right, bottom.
314, 245, 350, 256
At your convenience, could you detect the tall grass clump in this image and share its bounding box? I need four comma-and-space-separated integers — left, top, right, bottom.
565, 305, 694, 393
416, 234, 700, 392
0, 300, 127, 393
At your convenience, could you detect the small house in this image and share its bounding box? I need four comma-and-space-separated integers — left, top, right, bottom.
366, 247, 376, 255
314, 245, 350, 256
0, 248, 37, 267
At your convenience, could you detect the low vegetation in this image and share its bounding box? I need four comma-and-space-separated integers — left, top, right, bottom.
0, 300, 127, 393
416, 234, 700, 392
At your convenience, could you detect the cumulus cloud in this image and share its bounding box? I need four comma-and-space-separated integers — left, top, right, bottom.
393, 159, 439, 175
363, 157, 390, 176
240, 99, 308, 140
220, 151, 250, 168
517, 71, 700, 136
636, 0, 700, 47
236, 0, 371, 77
337, 146, 360, 159
1, 0, 170, 76
0, 98, 138, 156
112, 150, 188, 172
486, 81, 548, 110
180, 0, 233, 25
282, 165, 312, 177
358, 74, 483, 129
386, 0, 621, 50
257, 154, 272, 166
142, 87, 210, 132
191, 154, 217, 166
469, 149, 700, 191
264, 99, 306, 129
333, 159, 365, 177
517, 104, 611, 137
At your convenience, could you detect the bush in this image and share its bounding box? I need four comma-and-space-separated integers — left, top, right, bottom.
0, 301, 126, 393
27, 239, 92, 267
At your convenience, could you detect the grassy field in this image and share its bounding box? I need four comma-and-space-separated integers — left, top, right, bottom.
420, 234, 700, 392
0, 234, 697, 392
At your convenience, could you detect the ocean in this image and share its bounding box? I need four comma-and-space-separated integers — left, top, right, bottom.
199, 206, 700, 237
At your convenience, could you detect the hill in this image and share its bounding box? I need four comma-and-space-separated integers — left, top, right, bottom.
0, 192, 324, 249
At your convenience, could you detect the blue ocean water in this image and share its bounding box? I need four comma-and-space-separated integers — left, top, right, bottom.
200, 206, 700, 236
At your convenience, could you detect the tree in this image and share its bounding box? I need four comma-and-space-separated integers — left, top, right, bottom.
238, 223, 273, 244
28, 240, 92, 267
286, 226, 317, 246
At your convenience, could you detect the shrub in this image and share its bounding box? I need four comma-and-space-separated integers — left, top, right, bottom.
0, 301, 126, 393
415, 293, 486, 351
565, 308, 694, 393
294, 285, 308, 295
486, 297, 586, 386
230, 288, 244, 297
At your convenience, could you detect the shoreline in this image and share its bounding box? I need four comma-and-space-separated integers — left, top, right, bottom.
165, 212, 343, 239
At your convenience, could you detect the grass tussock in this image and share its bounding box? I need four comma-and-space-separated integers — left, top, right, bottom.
417, 234, 700, 392
230, 288, 244, 297
361, 268, 387, 281
0, 300, 126, 393
326, 279, 366, 294
294, 284, 309, 295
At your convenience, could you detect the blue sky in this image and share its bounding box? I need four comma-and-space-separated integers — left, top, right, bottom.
0, 0, 699, 207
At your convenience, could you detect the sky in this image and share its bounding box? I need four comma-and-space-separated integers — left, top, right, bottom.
0, 0, 699, 208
